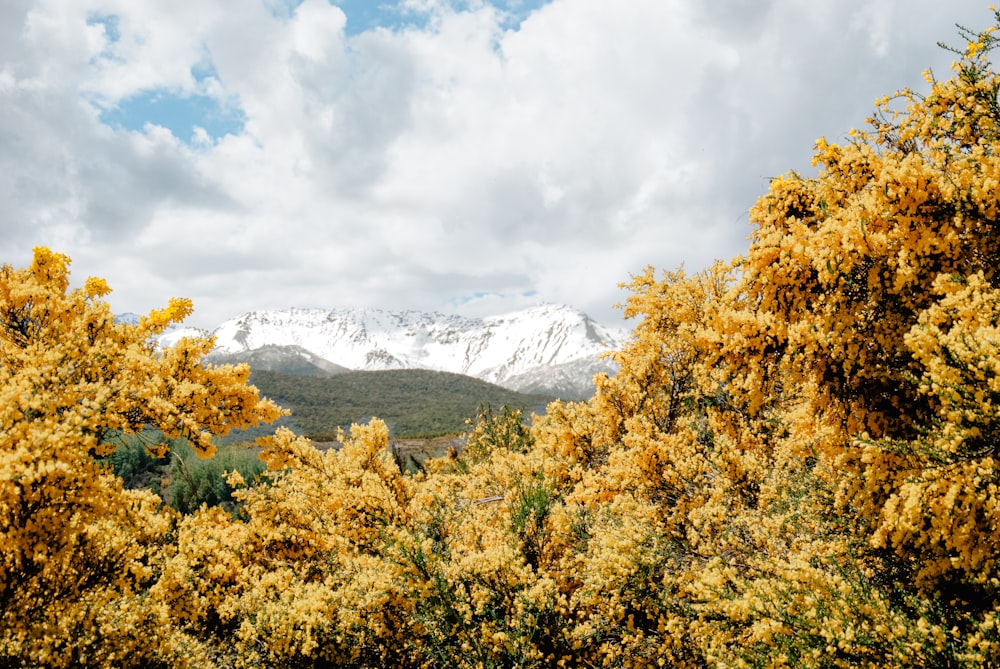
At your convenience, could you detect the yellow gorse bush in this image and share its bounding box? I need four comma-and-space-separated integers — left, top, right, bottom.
0, 248, 282, 668
5, 9, 1000, 668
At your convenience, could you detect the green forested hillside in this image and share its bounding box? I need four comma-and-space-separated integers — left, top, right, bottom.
249, 368, 553, 439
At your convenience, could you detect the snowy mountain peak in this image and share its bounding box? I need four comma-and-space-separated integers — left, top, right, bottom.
208, 305, 628, 394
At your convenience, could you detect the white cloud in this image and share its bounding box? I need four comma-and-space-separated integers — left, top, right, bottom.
0, 0, 994, 327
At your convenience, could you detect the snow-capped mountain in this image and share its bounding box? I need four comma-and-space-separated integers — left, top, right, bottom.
503, 357, 619, 400
203, 304, 628, 399
132, 304, 628, 399
205, 345, 350, 377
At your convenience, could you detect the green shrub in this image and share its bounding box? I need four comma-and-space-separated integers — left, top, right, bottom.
98, 431, 170, 490
168, 439, 266, 514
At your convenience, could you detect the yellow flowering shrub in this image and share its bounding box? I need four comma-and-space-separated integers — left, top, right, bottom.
702, 11, 1000, 666
7, 10, 1000, 668
0, 248, 281, 667
153, 422, 418, 667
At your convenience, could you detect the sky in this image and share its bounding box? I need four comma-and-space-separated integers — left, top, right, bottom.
1, 0, 994, 328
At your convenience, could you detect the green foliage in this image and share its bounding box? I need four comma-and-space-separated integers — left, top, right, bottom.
249, 369, 552, 440
508, 473, 554, 569
168, 439, 266, 515
98, 431, 169, 490
98, 432, 267, 515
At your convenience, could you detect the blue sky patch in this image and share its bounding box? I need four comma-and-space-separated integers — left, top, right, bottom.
87, 13, 122, 64
100, 90, 246, 143
487, 0, 554, 28
330, 0, 553, 36
89, 12, 243, 143
87, 13, 121, 43
95, 1, 550, 142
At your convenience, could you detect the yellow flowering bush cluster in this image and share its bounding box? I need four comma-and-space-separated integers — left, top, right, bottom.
5, 10, 1000, 667
0, 249, 281, 667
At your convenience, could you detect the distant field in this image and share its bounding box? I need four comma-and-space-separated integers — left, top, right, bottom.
241, 368, 554, 440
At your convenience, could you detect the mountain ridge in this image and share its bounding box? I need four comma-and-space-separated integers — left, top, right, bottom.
147, 304, 628, 400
